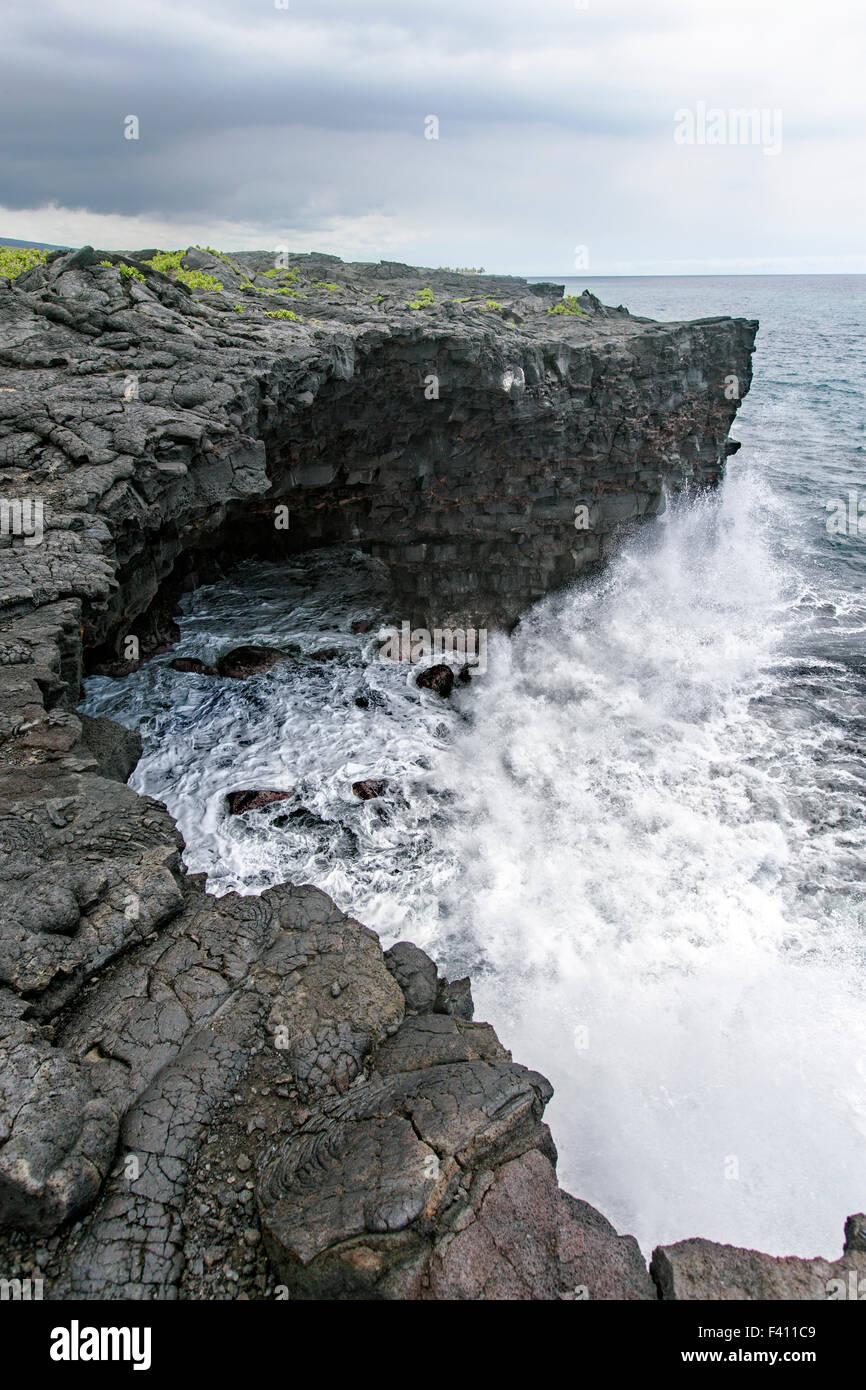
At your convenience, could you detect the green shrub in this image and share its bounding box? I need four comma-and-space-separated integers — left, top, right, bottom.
142, 250, 222, 292
143, 250, 183, 275
177, 268, 223, 291
100, 260, 146, 283
262, 267, 299, 281
311, 280, 340, 291
0, 246, 49, 281
548, 295, 588, 317
264, 309, 301, 321
406, 286, 436, 309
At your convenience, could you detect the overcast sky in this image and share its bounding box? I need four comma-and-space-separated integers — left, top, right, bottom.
1, 0, 864, 274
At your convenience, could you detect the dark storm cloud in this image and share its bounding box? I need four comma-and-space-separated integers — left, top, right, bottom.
0, 0, 678, 221
0, 0, 863, 272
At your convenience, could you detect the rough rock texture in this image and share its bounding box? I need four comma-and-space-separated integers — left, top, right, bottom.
258, 1006, 655, 1300
76, 712, 142, 783
0, 246, 764, 1299
384, 941, 439, 1012
652, 1224, 866, 1300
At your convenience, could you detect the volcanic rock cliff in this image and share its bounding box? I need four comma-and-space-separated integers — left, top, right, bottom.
4, 244, 833, 1302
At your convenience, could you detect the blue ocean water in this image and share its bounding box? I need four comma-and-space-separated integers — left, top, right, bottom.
83, 276, 866, 1259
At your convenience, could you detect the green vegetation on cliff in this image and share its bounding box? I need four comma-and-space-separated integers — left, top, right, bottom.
142, 250, 223, 292
548, 295, 588, 317
0, 246, 49, 280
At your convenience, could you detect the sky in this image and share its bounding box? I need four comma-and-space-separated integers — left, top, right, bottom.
1, 0, 864, 275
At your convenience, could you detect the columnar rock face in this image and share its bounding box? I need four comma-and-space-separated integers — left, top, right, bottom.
0, 245, 774, 1300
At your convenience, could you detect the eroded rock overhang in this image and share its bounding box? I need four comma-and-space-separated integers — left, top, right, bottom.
0, 246, 757, 665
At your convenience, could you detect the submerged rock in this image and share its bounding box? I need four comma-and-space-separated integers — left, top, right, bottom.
170, 657, 219, 676
354, 687, 386, 710
217, 646, 290, 679
226, 789, 293, 815
352, 778, 389, 800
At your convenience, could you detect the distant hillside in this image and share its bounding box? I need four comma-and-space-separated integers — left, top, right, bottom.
0, 235, 70, 250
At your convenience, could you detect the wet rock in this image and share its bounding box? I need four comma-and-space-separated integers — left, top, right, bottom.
416, 664, 454, 697
216, 646, 289, 679
351, 619, 374, 633
384, 942, 439, 1013
170, 657, 219, 676
226, 790, 293, 815
352, 778, 388, 800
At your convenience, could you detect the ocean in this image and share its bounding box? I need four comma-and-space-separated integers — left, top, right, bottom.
82, 274, 866, 1258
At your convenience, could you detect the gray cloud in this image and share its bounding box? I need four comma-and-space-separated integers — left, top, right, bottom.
1, 0, 864, 272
